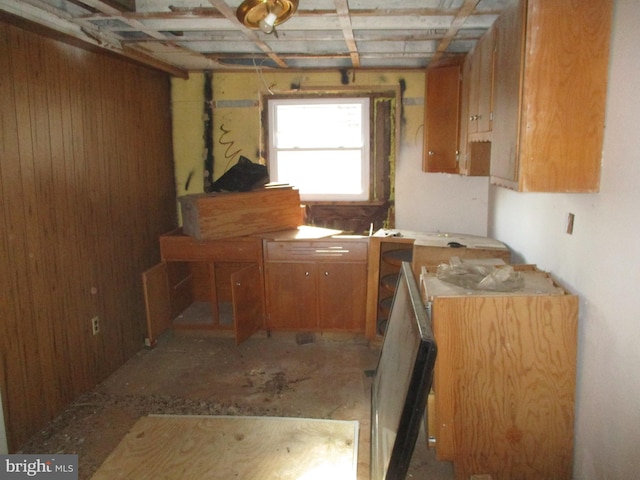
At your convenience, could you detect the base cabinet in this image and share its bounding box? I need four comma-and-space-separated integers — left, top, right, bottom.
264, 239, 367, 332
422, 267, 578, 480
263, 261, 318, 330
365, 230, 512, 341
142, 229, 265, 346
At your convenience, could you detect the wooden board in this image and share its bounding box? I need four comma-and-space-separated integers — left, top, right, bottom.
179, 188, 302, 241
432, 294, 577, 479
91, 415, 359, 480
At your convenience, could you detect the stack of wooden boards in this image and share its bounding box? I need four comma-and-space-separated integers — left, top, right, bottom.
179, 185, 302, 241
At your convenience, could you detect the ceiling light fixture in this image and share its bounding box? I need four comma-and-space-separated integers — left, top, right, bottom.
236, 0, 299, 34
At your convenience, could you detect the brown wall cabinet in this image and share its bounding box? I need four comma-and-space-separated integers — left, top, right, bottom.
490, 0, 613, 192
264, 240, 368, 332
423, 267, 578, 480
423, 64, 461, 173
459, 27, 495, 176
467, 27, 495, 139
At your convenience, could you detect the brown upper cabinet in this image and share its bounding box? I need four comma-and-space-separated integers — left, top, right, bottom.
423, 63, 461, 174
490, 0, 613, 192
425, 29, 495, 177
467, 27, 495, 139
458, 27, 496, 176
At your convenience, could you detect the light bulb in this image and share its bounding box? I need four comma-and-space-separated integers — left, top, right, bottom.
259, 12, 277, 33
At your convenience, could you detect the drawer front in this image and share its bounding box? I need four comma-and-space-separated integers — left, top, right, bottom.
160, 235, 262, 262
265, 240, 368, 262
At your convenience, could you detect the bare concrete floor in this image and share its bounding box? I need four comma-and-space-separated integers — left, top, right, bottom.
20, 330, 454, 479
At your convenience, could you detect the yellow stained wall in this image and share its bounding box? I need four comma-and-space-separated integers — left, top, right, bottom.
171, 69, 426, 203
171, 73, 206, 198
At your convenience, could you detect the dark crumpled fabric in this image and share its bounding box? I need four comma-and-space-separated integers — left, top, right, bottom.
208, 156, 269, 193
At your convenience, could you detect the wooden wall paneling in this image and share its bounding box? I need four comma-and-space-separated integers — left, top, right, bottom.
0, 22, 34, 452
100, 57, 121, 355
34, 30, 76, 421
102, 57, 133, 361
0, 19, 177, 450
7, 24, 55, 438
64, 43, 99, 396
41, 27, 79, 410
121, 65, 149, 352
56, 33, 95, 405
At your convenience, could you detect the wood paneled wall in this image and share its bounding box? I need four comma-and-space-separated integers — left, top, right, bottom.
0, 19, 177, 450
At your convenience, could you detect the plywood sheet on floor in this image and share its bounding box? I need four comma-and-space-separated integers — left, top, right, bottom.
91, 414, 359, 480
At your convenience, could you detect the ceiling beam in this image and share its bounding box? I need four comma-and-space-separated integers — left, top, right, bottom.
116, 7, 503, 20
430, 0, 480, 65
334, 0, 359, 68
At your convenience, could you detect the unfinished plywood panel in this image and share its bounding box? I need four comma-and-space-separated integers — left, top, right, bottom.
91, 415, 359, 480
179, 188, 302, 241
432, 291, 577, 479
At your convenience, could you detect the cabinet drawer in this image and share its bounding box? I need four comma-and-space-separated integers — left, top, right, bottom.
160, 234, 262, 262
265, 240, 368, 262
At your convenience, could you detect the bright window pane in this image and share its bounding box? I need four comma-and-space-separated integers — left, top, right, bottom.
277, 150, 365, 195
276, 104, 364, 149
269, 98, 369, 201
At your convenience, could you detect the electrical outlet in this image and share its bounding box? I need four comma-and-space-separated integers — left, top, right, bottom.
91, 316, 100, 335
566, 213, 575, 235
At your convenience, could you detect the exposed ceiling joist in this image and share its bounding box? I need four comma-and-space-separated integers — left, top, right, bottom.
1, 0, 510, 73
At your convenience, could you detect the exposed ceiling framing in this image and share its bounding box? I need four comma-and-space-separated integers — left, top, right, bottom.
1, 0, 511, 77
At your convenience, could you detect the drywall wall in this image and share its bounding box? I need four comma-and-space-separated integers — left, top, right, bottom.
394, 154, 490, 236
488, 1, 640, 477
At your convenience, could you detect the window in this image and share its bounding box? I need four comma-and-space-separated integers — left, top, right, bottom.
267, 97, 370, 202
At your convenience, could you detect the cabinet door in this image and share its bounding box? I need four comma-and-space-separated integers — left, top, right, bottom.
318, 262, 367, 332
466, 33, 495, 137
517, 0, 611, 192
433, 294, 577, 479
490, 0, 524, 185
142, 262, 172, 348
458, 56, 472, 173
474, 28, 495, 134
491, 0, 612, 192
423, 64, 461, 173
265, 262, 317, 330
231, 264, 264, 344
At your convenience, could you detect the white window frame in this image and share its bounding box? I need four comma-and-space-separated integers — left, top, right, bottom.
267, 97, 371, 202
